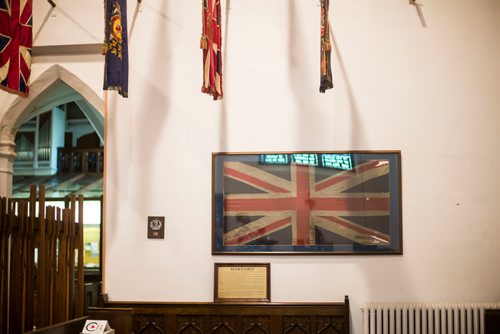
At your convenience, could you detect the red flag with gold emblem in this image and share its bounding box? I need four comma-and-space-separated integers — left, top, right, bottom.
0, 0, 32, 96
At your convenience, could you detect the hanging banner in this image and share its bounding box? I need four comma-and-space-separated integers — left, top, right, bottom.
200, 0, 223, 100
0, 0, 33, 97
103, 0, 129, 97
320, 0, 333, 93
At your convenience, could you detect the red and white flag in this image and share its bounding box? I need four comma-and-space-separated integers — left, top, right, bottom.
200, 0, 223, 100
222, 160, 391, 247
0, 0, 32, 96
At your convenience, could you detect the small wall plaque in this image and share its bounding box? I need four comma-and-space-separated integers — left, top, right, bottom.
147, 216, 165, 239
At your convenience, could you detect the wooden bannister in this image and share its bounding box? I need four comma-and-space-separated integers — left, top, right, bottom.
57, 148, 104, 174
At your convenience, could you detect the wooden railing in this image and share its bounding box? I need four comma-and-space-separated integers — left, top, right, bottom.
57, 148, 104, 174
0, 185, 85, 333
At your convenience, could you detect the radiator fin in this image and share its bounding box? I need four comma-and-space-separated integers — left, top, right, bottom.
362, 302, 500, 334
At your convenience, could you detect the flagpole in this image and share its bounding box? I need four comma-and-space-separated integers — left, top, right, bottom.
102, 89, 108, 295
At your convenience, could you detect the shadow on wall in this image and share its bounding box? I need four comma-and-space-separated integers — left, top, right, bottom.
218, 0, 231, 152
131, 0, 172, 219
288, 0, 325, 148
350, 256, 416, 334
287, 1, 368, 150
329, 29, 367, 149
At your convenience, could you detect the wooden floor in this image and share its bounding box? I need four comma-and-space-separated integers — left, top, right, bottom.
13, 173, 103, 199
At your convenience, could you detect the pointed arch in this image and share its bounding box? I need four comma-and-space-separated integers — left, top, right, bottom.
2, 64, 104, 130
0, 64, 104, 196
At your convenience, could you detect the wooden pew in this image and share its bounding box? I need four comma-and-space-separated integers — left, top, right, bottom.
24, 316, 88, 334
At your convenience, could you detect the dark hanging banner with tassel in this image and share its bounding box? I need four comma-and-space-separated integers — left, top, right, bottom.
320, 0, 333, 93
201, 0, 223, 100
103, 0, 129, 97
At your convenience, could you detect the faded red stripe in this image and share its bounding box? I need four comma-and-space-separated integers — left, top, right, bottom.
294, 165, 311, 245
224, 197, 389, 213
225, 217, 292, 246
319, 215, 390, 243
224, 167, 289, 193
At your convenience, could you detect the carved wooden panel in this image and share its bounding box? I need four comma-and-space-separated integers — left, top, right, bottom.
316, 316, 344, 334
208, 316, 238, 334
136, 314, 166, 334
242, 316, 270, 334
178, 315, 205, 334
283, 316, 311, 334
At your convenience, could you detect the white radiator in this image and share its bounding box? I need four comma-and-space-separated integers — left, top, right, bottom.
362, 302, 500, 334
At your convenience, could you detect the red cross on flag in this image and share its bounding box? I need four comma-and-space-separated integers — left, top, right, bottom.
0, 0, 32, 96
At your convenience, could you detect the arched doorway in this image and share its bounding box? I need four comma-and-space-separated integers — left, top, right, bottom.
0, 64, 104, 196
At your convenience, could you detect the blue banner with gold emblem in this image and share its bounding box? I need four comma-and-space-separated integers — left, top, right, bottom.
103, 0, 128, 97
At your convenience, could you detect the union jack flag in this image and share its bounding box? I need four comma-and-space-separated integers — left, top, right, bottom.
200, 0, 223, 100
213, 153, 401, 254
0, 0, 32, 96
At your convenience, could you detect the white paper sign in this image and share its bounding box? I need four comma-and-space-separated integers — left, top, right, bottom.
81, 320, 113, 334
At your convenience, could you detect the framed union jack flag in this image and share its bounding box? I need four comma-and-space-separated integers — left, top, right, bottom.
212, 151, 402, 254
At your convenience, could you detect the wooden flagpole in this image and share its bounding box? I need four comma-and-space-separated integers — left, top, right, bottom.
102, 90, 108, 295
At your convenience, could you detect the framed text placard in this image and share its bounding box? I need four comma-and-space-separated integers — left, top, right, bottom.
212, 151, 402, 255
214, 263, 270, 302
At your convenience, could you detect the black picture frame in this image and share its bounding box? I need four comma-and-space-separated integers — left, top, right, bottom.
212, 151, 402, 255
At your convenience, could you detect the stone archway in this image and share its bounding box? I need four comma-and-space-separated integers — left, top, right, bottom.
0, 65, 104, 196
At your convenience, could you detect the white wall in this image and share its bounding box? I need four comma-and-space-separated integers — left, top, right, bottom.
32, 0, 103, 46
3, 1, 500, 333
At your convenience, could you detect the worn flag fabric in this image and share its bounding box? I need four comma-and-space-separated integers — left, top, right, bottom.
319, 0, 333, 93
0, 0, 32, 96
213, 153, 401, 253
200, 0, 223, 100
103, 0, 128, 97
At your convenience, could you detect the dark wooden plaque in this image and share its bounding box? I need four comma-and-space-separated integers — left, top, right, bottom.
147, 216, 165, 239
